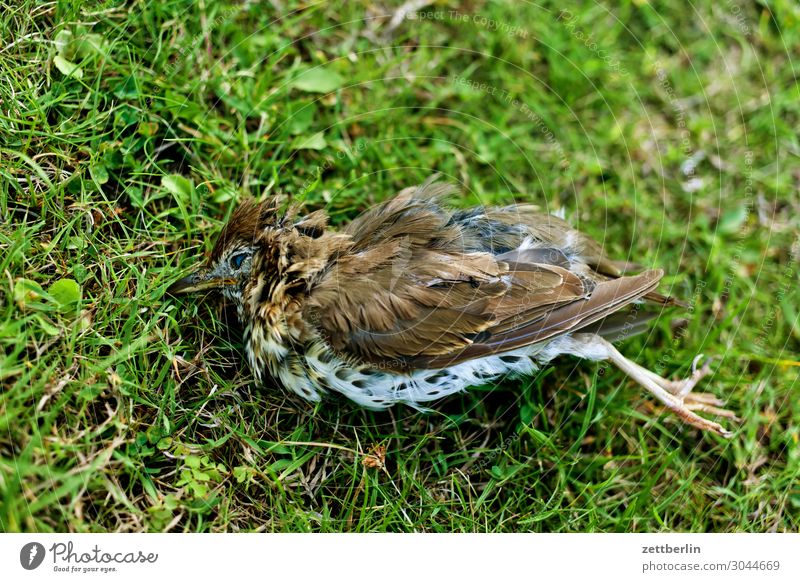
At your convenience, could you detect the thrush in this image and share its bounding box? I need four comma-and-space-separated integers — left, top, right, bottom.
169, 176, 737, 437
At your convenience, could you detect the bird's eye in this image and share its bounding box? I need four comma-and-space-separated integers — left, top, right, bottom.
230, 252, 247, 269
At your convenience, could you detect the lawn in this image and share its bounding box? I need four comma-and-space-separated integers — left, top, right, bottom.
1, 0, 798, 532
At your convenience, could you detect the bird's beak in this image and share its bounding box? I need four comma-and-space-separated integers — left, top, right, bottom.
167, 268, 234, 295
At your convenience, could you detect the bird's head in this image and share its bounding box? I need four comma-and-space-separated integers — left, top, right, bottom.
168, 198, 278, 303
168, 197, 347, 314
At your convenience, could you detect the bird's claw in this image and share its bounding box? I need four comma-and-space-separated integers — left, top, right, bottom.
666, 355, 739, 433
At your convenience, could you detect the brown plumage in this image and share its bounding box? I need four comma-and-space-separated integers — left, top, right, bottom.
169, 176, 737, 437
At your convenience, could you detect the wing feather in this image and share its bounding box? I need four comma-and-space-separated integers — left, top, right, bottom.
304, 178, 669, 370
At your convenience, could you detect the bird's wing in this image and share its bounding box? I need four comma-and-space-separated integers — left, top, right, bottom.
304, 177, 664, 370
456, 204, 680, 304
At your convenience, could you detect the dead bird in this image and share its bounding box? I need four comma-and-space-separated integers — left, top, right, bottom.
169, 176, 737, 437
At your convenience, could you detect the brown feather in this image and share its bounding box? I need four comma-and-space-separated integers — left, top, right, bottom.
209, 198, 282, 262
303, 177, 672, 371
412, 269, 663, 368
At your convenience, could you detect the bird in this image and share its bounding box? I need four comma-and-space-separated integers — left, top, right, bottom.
169, 175, 737, 437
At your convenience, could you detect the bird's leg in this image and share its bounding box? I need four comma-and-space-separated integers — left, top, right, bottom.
571, 334, 736, 437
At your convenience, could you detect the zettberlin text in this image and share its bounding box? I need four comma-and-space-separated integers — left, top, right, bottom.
642, 544, 701, 554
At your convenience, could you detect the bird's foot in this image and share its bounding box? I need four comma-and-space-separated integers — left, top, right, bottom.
660, 355, 740, 424
574, 335, 738, 438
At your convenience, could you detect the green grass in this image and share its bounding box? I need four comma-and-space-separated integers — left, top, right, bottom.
1, 0, 798, 532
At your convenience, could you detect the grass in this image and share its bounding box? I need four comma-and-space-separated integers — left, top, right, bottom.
1, 0, 798, 532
